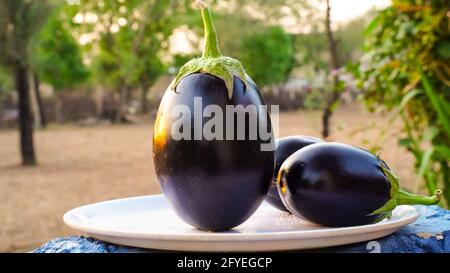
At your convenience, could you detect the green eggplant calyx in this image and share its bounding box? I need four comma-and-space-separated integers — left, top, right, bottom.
369, 164, 400, 216
369, 162, 442, 217
170, 56, 247, 99
170, 6, 247, 98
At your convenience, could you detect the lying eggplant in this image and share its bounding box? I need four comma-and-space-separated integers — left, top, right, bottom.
278, 142, 441, 227
153, 4, 274, 231
266, 136, 323, 212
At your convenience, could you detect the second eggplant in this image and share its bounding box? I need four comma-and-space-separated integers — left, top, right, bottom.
278, 142, 441, 227
266, 136, 323, 212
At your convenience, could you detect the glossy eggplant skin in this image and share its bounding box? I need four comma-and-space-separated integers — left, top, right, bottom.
266, 136, 323, 212
153, 72, 274, 231
278, 142, 391, 227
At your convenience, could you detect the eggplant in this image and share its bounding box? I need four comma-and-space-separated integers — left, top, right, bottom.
153, 5, 274, 231
266, 136, 323, 212
278, 142, 441, 227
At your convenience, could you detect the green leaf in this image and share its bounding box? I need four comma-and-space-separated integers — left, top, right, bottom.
437, 93, 450, 117
398, 138, 412, 148
336, 80, 346, 92
437, 41, 450, 59
364, 16, 380, 35
420, 126, 439, 143
420, 70, 450, 138
329, 99, 341, 113
418, 147, 435, 179
399, 89, 422, 110
434, 145, 450, 160
396, 22, 414, 40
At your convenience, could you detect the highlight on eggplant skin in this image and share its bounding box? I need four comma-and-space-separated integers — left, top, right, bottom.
266, 136, 323, 212
277, 142, 441, 227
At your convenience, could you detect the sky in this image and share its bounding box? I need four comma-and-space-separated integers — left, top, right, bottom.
278, 0, 392, 33
330, 0, 391, 23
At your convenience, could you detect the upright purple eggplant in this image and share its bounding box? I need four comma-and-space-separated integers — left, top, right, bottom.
153, 5, 274, 231
266, 136, 323, 212
278, 142, 441, 227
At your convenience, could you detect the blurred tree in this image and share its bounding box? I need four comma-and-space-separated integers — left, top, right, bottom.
321, 0, 342, 138
77, 0, 192, 122
235, 0, 324, 81
294, 13, 370, 77
177, 0, 316, 88
160, 0, 319, 90
239, 26, 294, 87
355, 0, 450, 205
295, 32, 329, 73
31, 5, 89, 127
335, 15, 368, 65
33, 7, 89, 91
182, 4, 297, 89
0, 66, 12, 101
291, 4, 369, 137
209, 0, 370, 120
0, 67, 13, 117
0, 0, 52, 166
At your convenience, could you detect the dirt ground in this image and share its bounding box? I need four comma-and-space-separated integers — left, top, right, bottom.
0, 103, 419, 252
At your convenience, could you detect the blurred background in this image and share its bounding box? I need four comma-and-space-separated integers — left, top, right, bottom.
0, 0, 448, 252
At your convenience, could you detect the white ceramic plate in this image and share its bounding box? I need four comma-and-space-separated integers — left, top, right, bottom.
64, 195, 418, 252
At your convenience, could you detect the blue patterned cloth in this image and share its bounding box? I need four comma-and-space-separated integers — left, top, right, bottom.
33, 205, 450, 253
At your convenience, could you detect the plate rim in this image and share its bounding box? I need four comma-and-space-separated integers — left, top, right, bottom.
63, 194, 419, 242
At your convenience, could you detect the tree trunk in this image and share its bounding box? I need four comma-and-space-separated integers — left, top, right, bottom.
140, 82, 150, 114
114, 85, 129, 123
29, 73, 40, 128
94, 86, 104, 119
32, 72, 47, 128
14, 62, 36, 166
322, 104, 333, 138
321, 0, 341, 139
55, 93, 63, 123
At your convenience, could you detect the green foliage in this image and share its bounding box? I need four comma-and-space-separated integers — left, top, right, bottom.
293, 13, 369, 81
239, 26, 294, 87
178, 9, 295, 88
304, 90, 324, 110
355, 0, 450, 205
335, 16, 369, 65
0, 66, 12, 90
33, 7, 89, 90
295, 32, 328, 72
79, 0, 191, 90
0, 0, 52, 67
0, 66, 12, 102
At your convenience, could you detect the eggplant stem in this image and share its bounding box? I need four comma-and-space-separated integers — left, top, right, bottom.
201, 7, 221, 58
370, 163, 441, 217
171, 3, 247, 97
396, 189, 442, 206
